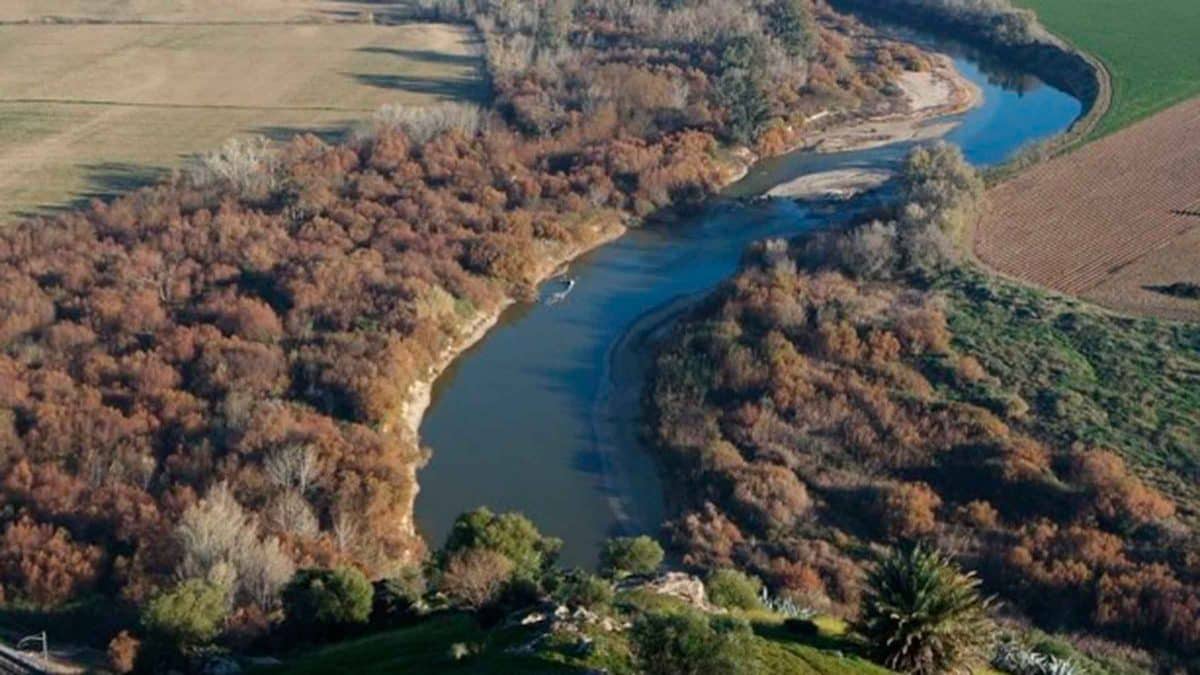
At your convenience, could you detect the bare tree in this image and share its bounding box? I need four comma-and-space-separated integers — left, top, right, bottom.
330, 502, 361, 554
188, 136, 279, 196
363, 102, 485, 144
267, 490, 319, 538
175, 483, 295, 611
439, 549, 513, 609
263, 443, 318, 494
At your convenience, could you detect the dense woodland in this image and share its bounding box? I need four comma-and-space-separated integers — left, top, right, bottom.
650, 144, 1200, 668
0, 0, 922, 639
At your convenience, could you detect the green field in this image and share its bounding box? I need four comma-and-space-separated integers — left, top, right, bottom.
1015, 0, 1200, 137
938, 268, 1200, 517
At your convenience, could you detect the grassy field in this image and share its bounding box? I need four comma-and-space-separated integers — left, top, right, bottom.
940, 268, 1200, 519
1014, 0, 1200, 138
0, 1, 484, 221
258, 600, 892, 675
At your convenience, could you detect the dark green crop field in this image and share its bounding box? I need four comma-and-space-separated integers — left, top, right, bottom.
1016, 0, 1200, 137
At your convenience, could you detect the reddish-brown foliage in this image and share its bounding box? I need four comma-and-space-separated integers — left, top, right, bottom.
651, 259, 1198, 658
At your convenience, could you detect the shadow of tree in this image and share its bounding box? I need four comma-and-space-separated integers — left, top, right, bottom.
347, 72, 486, 102
357, 46, 479, 67
12, 162, 169, 219
253, 123, 350, 145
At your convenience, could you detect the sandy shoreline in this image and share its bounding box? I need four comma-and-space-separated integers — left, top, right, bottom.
767, 168, 895, 200
807, 53, 984, 155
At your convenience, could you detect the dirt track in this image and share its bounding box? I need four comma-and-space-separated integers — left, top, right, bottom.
976, 97, 1200, 321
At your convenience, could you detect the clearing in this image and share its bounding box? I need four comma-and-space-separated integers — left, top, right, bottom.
975, 96, 1200, 322
0, 1, 484, 221
1015, 0, 1200, 139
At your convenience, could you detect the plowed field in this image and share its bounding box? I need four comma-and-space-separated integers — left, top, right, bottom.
976, 97, 1200, 321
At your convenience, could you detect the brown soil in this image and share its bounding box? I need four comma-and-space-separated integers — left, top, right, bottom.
975, 97, 1200, 322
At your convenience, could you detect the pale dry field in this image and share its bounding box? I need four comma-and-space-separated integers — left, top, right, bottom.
0, 1, 482, 220
976, 97, 1200, 322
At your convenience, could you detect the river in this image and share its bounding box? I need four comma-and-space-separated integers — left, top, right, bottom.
416, 30, 1083, 567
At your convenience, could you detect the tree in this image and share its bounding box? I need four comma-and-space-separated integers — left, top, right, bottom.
705, 569, 763, 610
442, 508, 561, 580
175, 484, 294, 610
600, 536, 664, 578
856, 546, 995, 674
371, 566, 427, 624
715, 69, 769, 145
632, 609, 756, 675
283, 567, 374, 634
438, 548, 514, 610
142, 579, 229, 647
769, 0, 815, 57
556, 571, 614, 609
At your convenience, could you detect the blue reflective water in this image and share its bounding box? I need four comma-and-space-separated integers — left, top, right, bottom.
417, 38, 1082, 566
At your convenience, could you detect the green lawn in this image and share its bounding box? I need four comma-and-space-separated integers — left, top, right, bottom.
1015, 0, 1200, 137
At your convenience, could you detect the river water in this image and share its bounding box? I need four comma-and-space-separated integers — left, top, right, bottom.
416, 32, 1082, 566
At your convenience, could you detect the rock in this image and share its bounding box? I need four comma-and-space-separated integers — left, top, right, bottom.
639, 572, 718, 612
520, 612, 548, 626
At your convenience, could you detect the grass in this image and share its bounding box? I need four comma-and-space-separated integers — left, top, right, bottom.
1014, 0, 1200, 138
0, 10, 484, 222
253, 613, 582, 675
937, 267, 1200, 513
259, 594, 892, 675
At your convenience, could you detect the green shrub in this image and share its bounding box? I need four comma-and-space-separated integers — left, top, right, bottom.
632, 609, 756, 675
557, 572, 614, 610
856, 546, 995, 674
372, 566, 427, 625
141, 579, 228, 647
283, 567, 374, 634
442, 508, 562, 581
705, 569, 763, 610
599, 536, 664, 578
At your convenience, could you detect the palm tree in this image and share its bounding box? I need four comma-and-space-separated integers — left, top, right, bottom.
856, 546, 995, 674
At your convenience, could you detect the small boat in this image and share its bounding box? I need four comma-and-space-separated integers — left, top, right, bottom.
546, 277, 576, 305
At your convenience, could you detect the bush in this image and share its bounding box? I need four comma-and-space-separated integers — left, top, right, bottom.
141, 579, 229, 647
556, 571, 614, 610
632, 609, 756, 675
705, 569, 763, 610
856, 546, 995, 674
371, 566, 427, 625
283, 567, 374, 635
599, 536, 664, 578
442, 508, 561, 581
438, 549, 514, 610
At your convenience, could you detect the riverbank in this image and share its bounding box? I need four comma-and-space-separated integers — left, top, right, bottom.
398, 215, 630, 439
804, 53, 983, 155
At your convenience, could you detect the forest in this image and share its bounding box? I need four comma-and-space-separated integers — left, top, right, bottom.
0, 0, 923, 648
649, 143, 1200, 670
